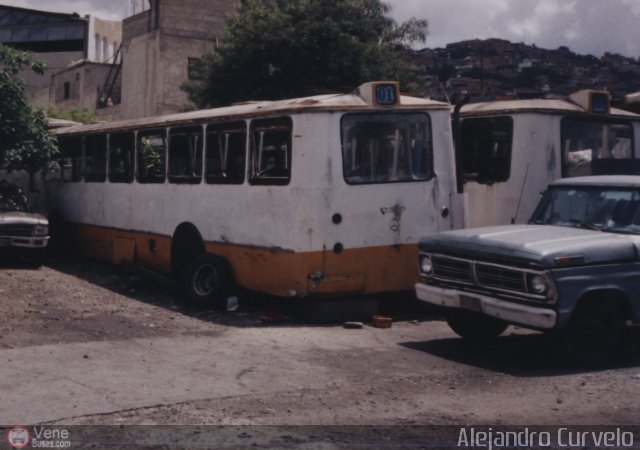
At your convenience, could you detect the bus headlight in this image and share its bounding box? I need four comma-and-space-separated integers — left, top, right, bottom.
420, 254, 433, 275
33, 225, 49, 237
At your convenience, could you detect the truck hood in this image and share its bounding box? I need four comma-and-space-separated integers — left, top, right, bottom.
419, 225, 639, 268
0, 211, 47, 226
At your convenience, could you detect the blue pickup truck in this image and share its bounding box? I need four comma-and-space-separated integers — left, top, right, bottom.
416, 175, 640, 366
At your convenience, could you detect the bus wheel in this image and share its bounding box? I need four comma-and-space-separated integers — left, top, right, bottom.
182, 254, 229, 307
446, 309, 508, 340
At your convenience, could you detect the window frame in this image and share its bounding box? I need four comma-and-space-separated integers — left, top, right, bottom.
58, 135, 83, 182
136, 128, 167, 184
83, 133, 108, 183
168, 125, 204, 184
248, 117, 292, 186
459, 115, 513, 184
560, 117, 635, 178
205, 121, 247, 185
108, 132, 135, 184
340, 112, 435, 186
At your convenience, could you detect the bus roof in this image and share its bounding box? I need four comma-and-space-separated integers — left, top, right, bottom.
55, 90, 449, 135
460, 98, 639, 119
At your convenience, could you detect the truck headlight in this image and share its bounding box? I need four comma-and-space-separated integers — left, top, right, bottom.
529, 274, 547, 294
528, 272, 557, 302
420, 254, 433, 275
33, 225, 48, 237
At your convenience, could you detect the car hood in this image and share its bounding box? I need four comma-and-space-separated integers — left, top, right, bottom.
419, 225, 638, 268
0, 211, 47, 226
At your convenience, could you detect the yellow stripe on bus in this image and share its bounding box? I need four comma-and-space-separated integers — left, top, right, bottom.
66, 223, 419, 297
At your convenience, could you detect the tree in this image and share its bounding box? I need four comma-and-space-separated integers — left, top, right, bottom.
184, 0, 428, 107
0, 44, 58, 190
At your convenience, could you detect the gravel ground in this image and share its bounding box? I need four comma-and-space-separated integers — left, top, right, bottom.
1, 255, 640, 448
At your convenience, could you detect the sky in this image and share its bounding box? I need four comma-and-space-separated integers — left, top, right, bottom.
1, 0, 639, 58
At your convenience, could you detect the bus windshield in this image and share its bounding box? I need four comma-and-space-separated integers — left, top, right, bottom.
562, 119, 633, 177
341, 113, 433, 184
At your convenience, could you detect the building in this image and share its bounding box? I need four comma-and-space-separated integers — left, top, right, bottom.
0, 4, 121, 107
120, 0, 241, 119
2, 1, 244, 120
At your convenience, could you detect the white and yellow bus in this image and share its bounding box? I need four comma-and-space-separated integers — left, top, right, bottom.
47, 82, 461, 306
454, 90, 640, 228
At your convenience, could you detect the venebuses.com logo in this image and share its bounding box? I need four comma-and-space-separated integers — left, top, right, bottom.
6, 426, 71, 449
7, 426, 30, 449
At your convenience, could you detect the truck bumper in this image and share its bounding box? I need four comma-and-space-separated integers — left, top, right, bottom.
0, 236, 49, 249
415, 282, 557, 329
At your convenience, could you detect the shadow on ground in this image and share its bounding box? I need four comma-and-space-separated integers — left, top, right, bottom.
0, 252, 42, 269
401, 329, 640, 376
44, 254, 438, 329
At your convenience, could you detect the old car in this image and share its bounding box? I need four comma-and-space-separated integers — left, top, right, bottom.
416, 175, 640, 366
0, 181, 49, 265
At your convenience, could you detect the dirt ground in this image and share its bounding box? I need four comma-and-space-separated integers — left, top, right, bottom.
1, 255, 640, 448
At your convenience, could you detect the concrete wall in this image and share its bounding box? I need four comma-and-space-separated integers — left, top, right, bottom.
158, 0, 239, 40
123, 10, 151, 42
121, 29, 159, 119
120, 0, 241, 119
90, 17, 123, 63
23, 51, 85, 105
46, 62, 113, 111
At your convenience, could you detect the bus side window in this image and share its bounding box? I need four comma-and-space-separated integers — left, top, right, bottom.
58, 136, 82, 182
249, 118, 292, 186
169, 126, 203, 184
84, 134, 107, 183
137, 129, 166, 184
206, 122, 246, 184
109, 132, 135, 183
460, 116, 513, 184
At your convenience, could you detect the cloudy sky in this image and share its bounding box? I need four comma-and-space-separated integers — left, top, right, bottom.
2, 0, 639, 57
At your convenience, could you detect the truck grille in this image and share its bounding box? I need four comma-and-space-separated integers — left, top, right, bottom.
0, 225, 33, 237
432, 255, 472, 282
476, 264, 526, 291
427, 254, 538, 299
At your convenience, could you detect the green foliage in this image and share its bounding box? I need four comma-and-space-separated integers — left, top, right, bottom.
0, 44, 58, 178
184, 0, 428, 107
138, 136, 165, 180
44, 105, 99, 124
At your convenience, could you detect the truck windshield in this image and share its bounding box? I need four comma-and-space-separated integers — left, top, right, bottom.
530, 186, 640, 234
341, 113, 433, 184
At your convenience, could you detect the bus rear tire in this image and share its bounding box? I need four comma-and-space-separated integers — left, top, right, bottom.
181, 254, 229, 308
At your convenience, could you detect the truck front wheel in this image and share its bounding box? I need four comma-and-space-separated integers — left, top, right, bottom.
558, 300, 627, 367
446, 309, 508, 340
